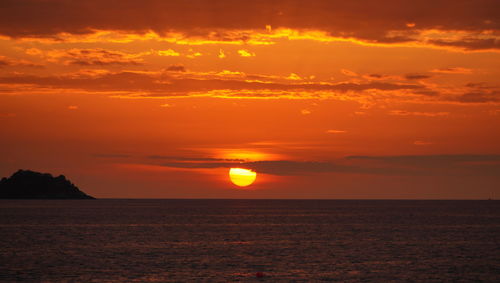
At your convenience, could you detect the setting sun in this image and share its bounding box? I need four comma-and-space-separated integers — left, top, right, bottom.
229, 168, 257, 187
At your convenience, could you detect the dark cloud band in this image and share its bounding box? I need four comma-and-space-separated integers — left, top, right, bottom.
1, 0, 499, 50
157, 154, 500, 176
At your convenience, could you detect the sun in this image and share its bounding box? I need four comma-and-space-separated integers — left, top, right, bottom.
229, 168, 257, 187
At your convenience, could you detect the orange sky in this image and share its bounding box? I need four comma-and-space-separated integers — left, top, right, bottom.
1, 0, 499, 198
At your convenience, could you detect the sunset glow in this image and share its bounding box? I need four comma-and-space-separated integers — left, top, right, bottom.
2, 2, 499, 282
0, 0, 499, 199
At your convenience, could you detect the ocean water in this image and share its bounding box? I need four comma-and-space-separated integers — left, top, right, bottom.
0, 199, 499, 282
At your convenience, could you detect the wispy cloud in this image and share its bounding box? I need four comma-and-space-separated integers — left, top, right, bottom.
237, 49, 255, 57
166, 64, 186, 72
326, 129, 346, 134
346, 154, 500, 164
92, 153, 132, 158
389, 110, 450, 117
413, 140, 433, 146
405, 74, 432, 80
157, 49, 180, 56
0, 71, 425, 101
44, 48, 147, 66
0, 55, 43, 68
147, 155, 245, 162
454, 91, 500, 103
150, 154, 500, 177
430, 67, 473, 74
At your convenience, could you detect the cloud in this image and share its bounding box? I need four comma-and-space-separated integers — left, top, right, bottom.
0, 55, 43, 68
341, 69, 358, 77
0, 59, 8, 67
1, 0, 498, 51
428, 38, 500, 51
186, 51, 202, 58
158, 159, 403, 176
245, 161, 365, 175
413, 140, 433, 146
451, 82, 500, 103
454, 91, 500, 103
413, 90, 440, 96
430, 67, 473, 74
157, 49, 180, 56
237, 49, 255, 57
405, 74, 432, 80
287, 73, 302, 80
25, 48, 43, 56
326, 129, 346, 134
147, 155, 245, 162
166, 64, 186, 72
155, 154, 500, 176
45, 48, 146, 66
389, 110, 450, 117
0, 71, 424, 100
366, 74, 386, 79
345, 154, 500, 176
1, 68, 496, 105
346, 154, 500, 164
218, 49, 226, 58
465, 82, 489, 88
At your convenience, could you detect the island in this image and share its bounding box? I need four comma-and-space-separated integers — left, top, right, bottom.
0, 169, 95, 199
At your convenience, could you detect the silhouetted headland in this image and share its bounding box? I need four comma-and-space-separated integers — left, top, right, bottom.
0, 169, 94, 199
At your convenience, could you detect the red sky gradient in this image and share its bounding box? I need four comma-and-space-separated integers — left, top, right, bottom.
1, 0, 499, 199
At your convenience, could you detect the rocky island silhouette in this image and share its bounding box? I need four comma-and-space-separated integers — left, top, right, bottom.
0, 169, 94, 199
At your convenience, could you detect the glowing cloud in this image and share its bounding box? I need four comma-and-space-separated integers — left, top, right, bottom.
326, 130, 346, 134
218, 49, 226, 59
237, 49, 255, 57
158, 49, 180, 56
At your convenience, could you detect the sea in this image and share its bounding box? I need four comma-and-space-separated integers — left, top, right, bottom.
0, 199, 499, 282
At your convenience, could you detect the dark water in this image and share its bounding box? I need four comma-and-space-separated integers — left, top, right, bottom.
0, 200, 499, 282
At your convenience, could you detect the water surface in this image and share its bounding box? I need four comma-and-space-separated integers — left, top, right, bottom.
1, 199, 499, 282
